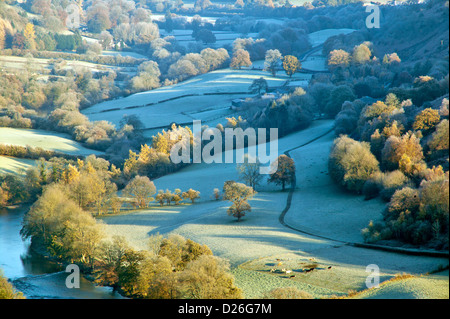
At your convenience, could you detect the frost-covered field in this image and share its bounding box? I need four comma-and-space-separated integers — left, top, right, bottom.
308, 28, 356, 47
301, 55, 327, 71
101, 50, 148, 60
0, 156, 35, 175
0, 54, 134, 75
159, 29, 260, 47
348, 270, 449, 299
0, 127, 104, 156
286, 132, 387, 243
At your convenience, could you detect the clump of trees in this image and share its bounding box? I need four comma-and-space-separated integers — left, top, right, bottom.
167, 48, 229, 82
130, 61, 161, 93
329, 136, 380, 193
362, 169, 449, 249
21, 183, 105, 268
94, 234, 243, 299
245, 88, 315, 138
123, 124, 193, 179
182, 188, 201, 204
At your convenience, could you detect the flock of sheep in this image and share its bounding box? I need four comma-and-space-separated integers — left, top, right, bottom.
268, 258, 333, 279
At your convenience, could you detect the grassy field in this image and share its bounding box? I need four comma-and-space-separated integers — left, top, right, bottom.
0, 127, 104, 156
347, 270, 449, 299
0, 156, 35, 175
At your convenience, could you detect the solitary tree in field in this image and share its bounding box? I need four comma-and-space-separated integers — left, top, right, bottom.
195, 29, 216, 44
282, 55, 301, 77
213, 188, 221, 200
237, 154, 263, 190
123, 175, 156, 208
165, 11, 174, 33
248, 77, 268, 96
268, 155, 296, 191
230, 49, 251, 70
223, 182, 255, 222
264, 49, 282, 77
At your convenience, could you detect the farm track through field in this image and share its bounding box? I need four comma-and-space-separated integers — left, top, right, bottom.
280, 125, 449, 258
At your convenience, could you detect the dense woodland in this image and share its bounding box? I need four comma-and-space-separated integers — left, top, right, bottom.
0, 0, 449, 299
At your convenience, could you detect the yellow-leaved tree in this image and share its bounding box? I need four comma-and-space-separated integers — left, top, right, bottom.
23, 23, 36, 50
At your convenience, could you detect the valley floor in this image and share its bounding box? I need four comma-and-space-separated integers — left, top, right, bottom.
100, 120, 449, 299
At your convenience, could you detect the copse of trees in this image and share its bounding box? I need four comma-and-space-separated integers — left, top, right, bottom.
21, 183, 106, 269
363, 169, 449, 249
123, 124, 193, 179
329, 136, 380, 194
245, 88, 314, 138
130, 61, 161, 93
94, 234, 243, 299
182, 188, 201, 203
167, 48, 229, 81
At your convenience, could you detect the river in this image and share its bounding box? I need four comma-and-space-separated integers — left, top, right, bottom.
0, 206, 123, 299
